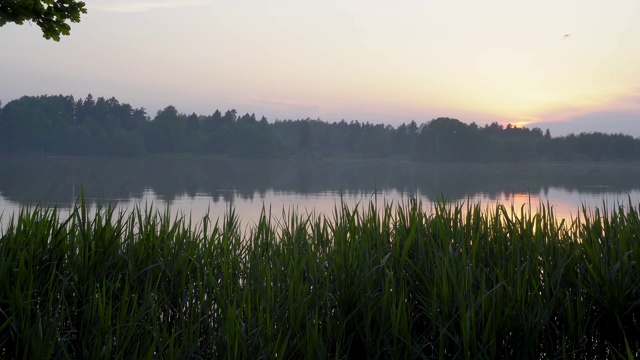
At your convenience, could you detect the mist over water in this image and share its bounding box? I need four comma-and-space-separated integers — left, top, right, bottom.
2, 156, 640, 228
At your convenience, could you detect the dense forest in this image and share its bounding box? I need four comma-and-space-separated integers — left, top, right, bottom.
1, 94, 639, 161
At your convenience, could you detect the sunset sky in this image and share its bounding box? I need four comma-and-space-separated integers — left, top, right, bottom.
1, 0, 639, 136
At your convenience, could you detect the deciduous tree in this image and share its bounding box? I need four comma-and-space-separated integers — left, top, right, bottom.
0, 0, 87, 41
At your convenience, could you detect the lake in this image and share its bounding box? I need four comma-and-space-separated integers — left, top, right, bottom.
1, 156, 640, 230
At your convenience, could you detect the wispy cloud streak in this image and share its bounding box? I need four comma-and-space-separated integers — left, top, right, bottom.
90, 0, 210, 13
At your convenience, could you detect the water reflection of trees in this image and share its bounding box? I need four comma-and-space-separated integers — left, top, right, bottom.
1, 156, 640, 207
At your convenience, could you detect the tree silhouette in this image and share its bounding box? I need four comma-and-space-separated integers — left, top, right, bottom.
2, 94, 640, 162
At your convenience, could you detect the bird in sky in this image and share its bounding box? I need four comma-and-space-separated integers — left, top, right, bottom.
563, 34, 571, 39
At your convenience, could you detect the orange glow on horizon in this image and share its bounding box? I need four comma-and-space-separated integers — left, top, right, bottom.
510, 121, 532, 128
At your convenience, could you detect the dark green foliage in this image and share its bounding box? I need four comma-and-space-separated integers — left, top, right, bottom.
2, 94, 640, 161
1, 199, 640, 358
417, 118, 487, 161
0, 0, 87, 41
0, 95, 149, 156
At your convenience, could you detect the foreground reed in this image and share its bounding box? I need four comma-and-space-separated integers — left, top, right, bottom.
1, 198, 639, 359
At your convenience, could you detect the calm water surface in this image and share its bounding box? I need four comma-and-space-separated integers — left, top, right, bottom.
1, 156, 640, 229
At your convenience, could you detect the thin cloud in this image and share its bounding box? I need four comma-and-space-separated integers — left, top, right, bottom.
90, 0, 210, 13
529, 109, 640, 137
538, 89, 640, 125
616, 91, 640, 110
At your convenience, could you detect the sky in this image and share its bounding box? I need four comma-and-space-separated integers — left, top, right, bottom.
1, 0, 640, 137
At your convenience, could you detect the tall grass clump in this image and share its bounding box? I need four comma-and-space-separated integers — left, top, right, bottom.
1, 198, 639, 359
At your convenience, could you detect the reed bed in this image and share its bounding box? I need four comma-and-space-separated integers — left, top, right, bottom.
1, 198, 639, 359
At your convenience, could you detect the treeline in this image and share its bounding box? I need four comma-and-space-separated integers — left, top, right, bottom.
1, 94, 639, 161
